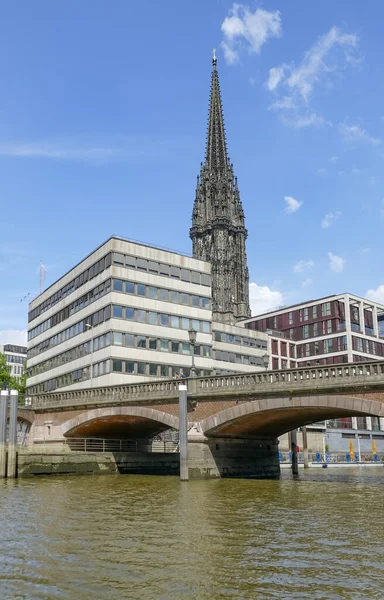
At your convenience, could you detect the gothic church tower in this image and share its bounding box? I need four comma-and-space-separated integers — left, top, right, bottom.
190, 53, 251, 324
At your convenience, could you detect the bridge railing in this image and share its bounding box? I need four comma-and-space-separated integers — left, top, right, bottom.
27, 360, 384, 410
21, 437, 179, 454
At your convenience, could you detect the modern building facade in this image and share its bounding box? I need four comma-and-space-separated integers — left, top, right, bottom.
241, 293, 384, 447
190, 52, 251, 325
26, 237, 268, 395
242, 293, 384, 368
1, 344, 27, 381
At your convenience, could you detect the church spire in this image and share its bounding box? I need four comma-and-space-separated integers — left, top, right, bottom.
205, 50, 229, 170
190, 54, 251, 324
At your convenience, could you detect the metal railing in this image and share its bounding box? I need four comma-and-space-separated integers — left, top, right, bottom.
27, 360, 384, 411
279, 451, 384, 464
23, 437, 179, 454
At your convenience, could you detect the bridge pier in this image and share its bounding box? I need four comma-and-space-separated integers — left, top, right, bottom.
187, 427, 280, 479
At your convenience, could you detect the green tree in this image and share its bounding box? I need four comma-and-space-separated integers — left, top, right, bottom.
0, 352, 26, 395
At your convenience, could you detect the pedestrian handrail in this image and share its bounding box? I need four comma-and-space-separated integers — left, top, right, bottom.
21, 437, 179, 454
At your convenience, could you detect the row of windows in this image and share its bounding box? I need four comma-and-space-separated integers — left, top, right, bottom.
3, 344, 27, 354
112, 252, 211, 287
353, 336, 384, 356
297, 336, 348, 358
27, 359, 215, 395
213, 350, 263, 366
29, 253, 112, 323
28, 306, 112, 359
28, 279, 112, 341
113, 278, 211, 310
111, 331, 211, 357
112, 305, 211, 333
12, 365, 24, 375
213, 331, 267, 349
27, 332, 112, 378
5, 354, 26, 364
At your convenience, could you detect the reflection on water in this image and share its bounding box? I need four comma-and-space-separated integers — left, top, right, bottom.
0, 468, 383, 600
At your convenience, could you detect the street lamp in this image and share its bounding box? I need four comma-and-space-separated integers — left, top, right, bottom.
85, 323, 94, 387
262, 353, 269, 370
188, 328, 197, 378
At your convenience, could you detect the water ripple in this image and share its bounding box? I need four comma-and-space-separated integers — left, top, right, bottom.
0, 469, 383, 599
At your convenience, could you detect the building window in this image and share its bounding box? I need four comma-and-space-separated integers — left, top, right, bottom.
160, 339, 168, 352
312, 305, 317, 319
137, 362, 146, 374
305, 344, 310, 357
327, 320, 332, 334
149, 338, 157, 350
125, 307, 135, 320
303, 308, 308, 321
313, 322, 318, 337
322, 302, 331, 317
289, 329, 294, 340
113, 305, 123, 318
356, 337, 363, 352
303, 325, 309, 339
288, 312, 293, 325
137, 336, 146, 349
113, 359, 123, 372
126, 334, 135, 347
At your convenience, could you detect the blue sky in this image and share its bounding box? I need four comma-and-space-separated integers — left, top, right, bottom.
1, 0, 384, 344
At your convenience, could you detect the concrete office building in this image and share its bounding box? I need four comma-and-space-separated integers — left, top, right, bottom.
1, 344, 27, 381
26, 237, 268, 395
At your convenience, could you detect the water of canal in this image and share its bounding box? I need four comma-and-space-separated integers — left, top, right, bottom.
0, 468, 383, 600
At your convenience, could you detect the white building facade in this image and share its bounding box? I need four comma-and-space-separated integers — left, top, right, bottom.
1, 344, 27, 382
26, 236, 268, 395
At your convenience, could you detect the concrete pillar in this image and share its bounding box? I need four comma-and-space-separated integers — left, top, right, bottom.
7, 390, 18, 479
291, 429, 299, 475
372, 305, 379, 338
344, 296, 353, 362
358, 301, 365, 335
178, 383, 188, 481
302, 426, 309, 468
0, 390, 8, 478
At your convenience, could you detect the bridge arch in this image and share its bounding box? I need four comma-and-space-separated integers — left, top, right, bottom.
61, 406, 179, 439
199, 395, 384, 438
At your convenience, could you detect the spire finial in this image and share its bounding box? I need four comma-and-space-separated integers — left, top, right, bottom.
212, 48, 217, 63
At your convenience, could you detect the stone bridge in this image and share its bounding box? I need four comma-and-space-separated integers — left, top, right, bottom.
20, 361, 384, 479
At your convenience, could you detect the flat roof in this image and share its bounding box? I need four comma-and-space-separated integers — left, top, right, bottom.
242, 292, 384, 321
29, 235, 207, 307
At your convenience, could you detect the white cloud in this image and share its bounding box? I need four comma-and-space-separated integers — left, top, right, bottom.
329, 155, 339, 163
322, 211, 342, 228
293, 259, 314, 273
0, 329, 27, 346
266, 65, 287, 91
0, 136, 185, 164
284, 195, 303, 213
267, 26, 358, 127
302, 278, 312, 287
249, 283, 284, 315
366, 285, 384, 305
221, 4, 282, 65
328, 252, 345, 273
338, 123, 380, 145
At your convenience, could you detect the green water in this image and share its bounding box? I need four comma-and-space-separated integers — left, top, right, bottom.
0, 468, 383, 600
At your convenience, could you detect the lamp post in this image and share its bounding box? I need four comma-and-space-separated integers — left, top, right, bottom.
85, 323, 94, 387
262, 353, 269, 371
188, 328, 197, 378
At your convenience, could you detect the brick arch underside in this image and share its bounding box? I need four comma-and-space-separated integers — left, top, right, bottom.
199, 396, 384, 438
61, 407, 179, 439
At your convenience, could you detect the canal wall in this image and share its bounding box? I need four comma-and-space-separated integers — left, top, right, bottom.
17, 452, 180, 477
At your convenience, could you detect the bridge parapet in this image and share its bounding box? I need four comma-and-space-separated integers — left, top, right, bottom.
28, 360, 384, 412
